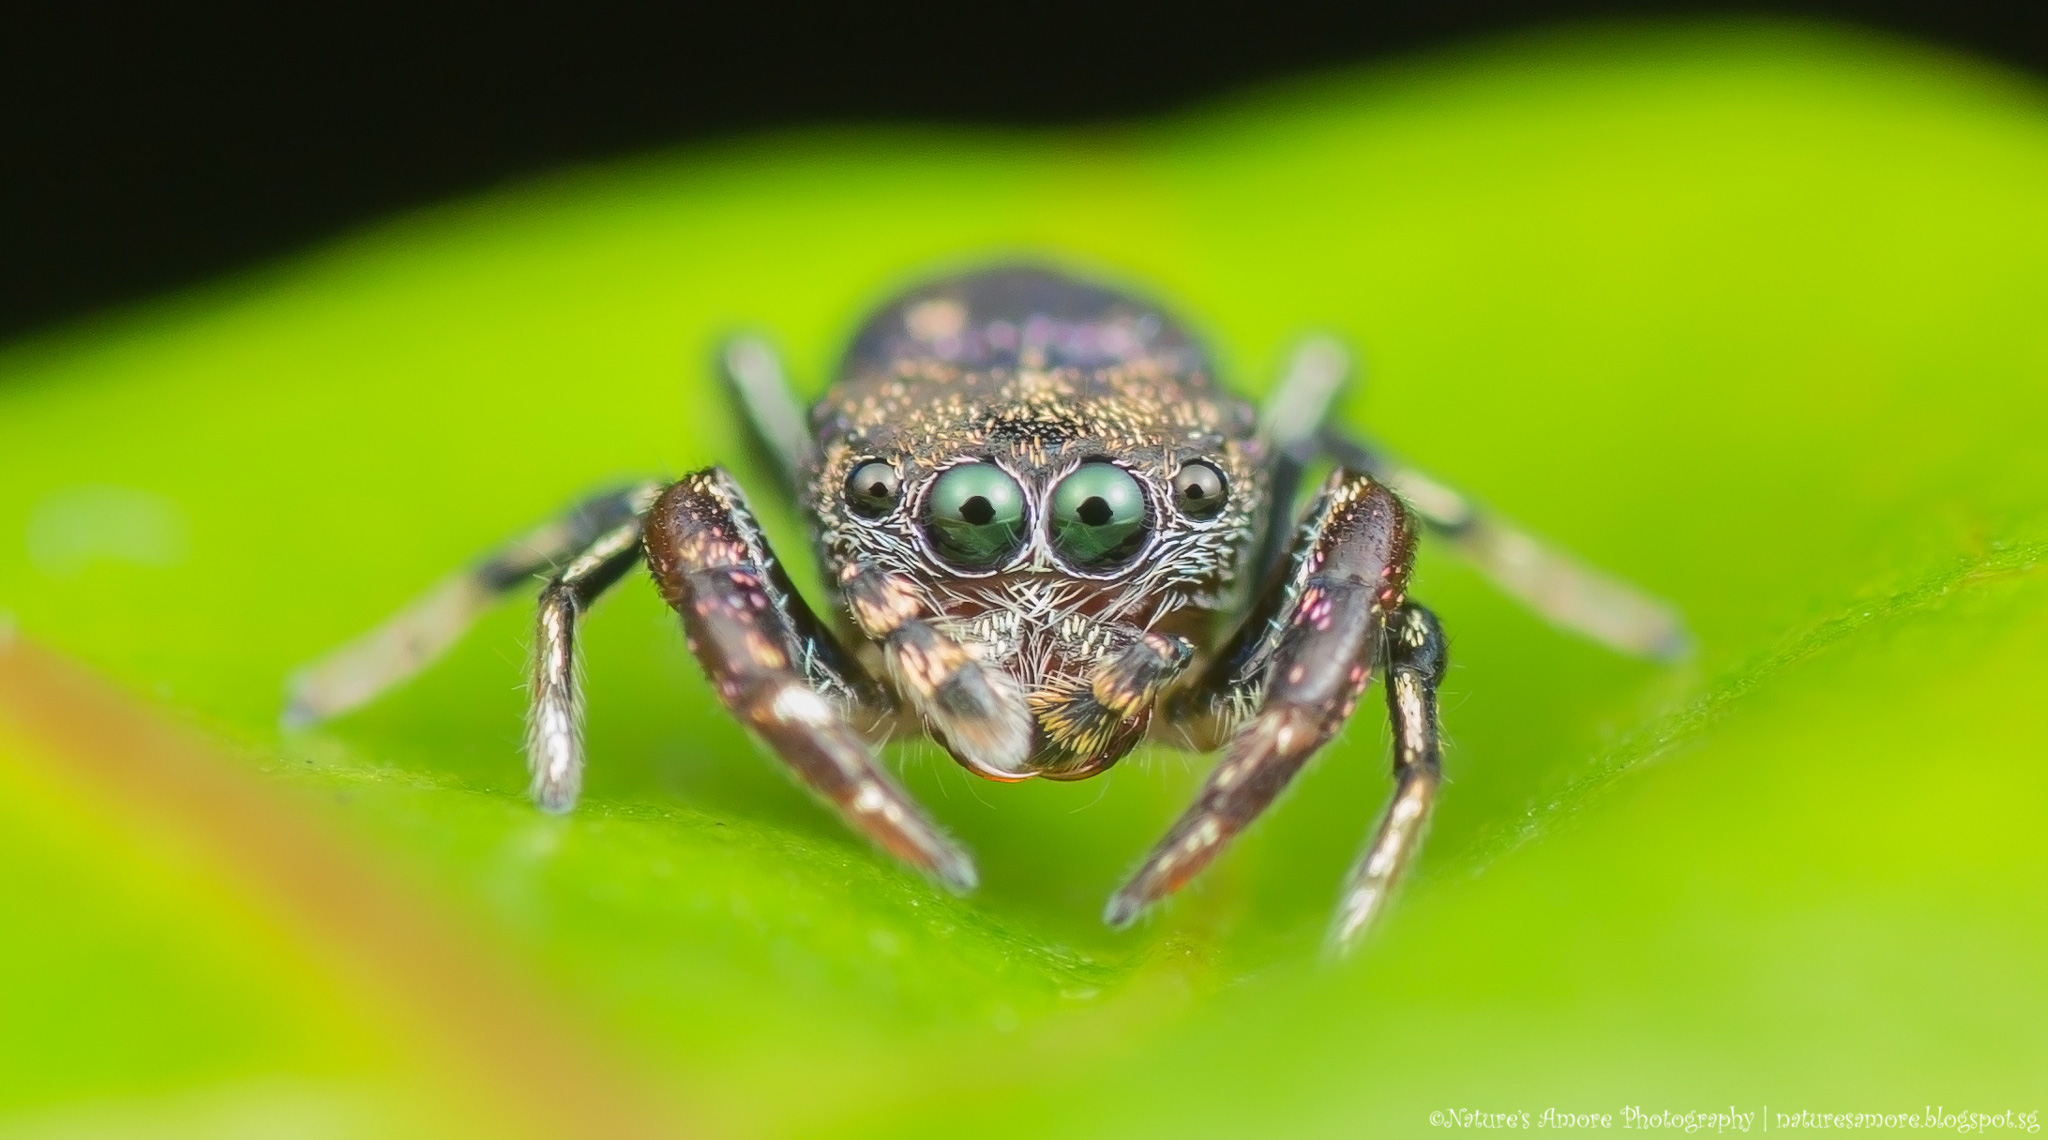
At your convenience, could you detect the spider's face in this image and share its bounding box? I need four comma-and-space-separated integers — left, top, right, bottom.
808, 384, 1266, 781
798, 267, 1269, 778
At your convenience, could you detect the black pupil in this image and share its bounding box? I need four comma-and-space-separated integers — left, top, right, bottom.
866, 479, 890, 497
1078, 497, 1113, 525
960, 496, 994, 525
1182, 482, 1206, 501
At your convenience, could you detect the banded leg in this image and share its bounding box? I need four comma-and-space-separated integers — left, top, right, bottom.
1258, 336, 1690, 661
1321, 430, 1690, 661
1330, 600, 1446, 953
284, 481, 662, 728
644, 469, 976, 890
1108, 470, 1415, 927
526, 509, 656, 812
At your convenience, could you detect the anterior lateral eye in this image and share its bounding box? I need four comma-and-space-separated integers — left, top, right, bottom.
1172, 460, 1228, 519
924, 463, 1027, 567
1050, 463, 1149, 568
845, 460, 901, 518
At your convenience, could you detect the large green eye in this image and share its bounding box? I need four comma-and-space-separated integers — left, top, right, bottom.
924, 463, 1027, 567
1051, 463, 1149, 567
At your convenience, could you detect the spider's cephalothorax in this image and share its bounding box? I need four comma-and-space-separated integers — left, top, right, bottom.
288, 264, 1687, 950
806, 272, 1267, 782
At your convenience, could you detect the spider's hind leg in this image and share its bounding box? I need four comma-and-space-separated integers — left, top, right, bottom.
1251, 335, 1349, 581
283, 480, 663, 732
1320, 429, 1690, 661
1258, 334, 1690, 660
719, 334, 817, 499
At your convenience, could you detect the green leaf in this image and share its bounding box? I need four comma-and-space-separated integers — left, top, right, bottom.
3, 20, 2045, 1137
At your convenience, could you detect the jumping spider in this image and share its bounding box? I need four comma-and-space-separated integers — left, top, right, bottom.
287, 266, 1686, 950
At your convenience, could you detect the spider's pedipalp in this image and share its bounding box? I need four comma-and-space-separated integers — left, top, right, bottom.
840, 565, 1036, 780
1029, 630, 1193, 779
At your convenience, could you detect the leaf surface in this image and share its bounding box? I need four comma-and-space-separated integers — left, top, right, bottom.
2, 22, 2045, 1137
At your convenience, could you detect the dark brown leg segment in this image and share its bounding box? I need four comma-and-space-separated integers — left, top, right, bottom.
644, 469, 976, 891
1109, 471, 1415, 927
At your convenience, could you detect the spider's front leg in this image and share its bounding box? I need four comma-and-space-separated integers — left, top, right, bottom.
644, 470, 977, 891
1109, 470, 1433, 942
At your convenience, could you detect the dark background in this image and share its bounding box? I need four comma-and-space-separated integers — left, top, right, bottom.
4, 2, 2041, 342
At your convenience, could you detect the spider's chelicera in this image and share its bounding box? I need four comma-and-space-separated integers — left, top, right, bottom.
286, 266, 1688, 951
